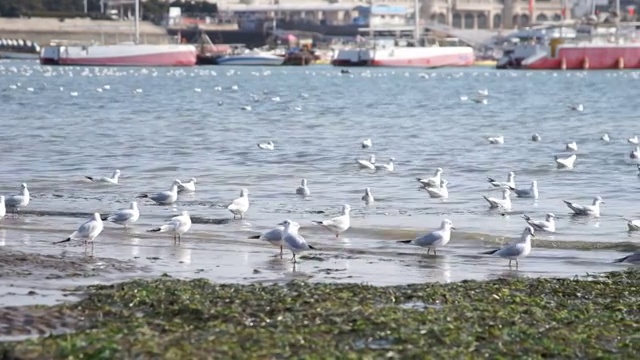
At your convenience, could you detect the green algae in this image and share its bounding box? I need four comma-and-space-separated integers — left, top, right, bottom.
1, 269, 639, 359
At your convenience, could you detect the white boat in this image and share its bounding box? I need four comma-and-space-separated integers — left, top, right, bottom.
216, 50, 285, 66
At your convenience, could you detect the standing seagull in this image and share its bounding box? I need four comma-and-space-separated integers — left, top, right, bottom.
54, 213, 104, 255
296, 179, 310, 197
177, 178, 197, 193
104, 201, 140, 228
138, 180, 180, 205
312, 204, 351, 238
279, 219, 318, 263
563, 196, 603, 217
227, 188, 250, 219
5, 183, 30, 215
397, 219, 455, 255
85, 169, 120, 184
482, 226, 536, 268
148, 211, 192, 245
487, 171, 515, 189
523, 213, 556, 233
248, 225, 285, 257
483, 189, 512, 211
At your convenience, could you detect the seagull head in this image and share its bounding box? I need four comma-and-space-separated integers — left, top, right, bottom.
442, 219, 455, 230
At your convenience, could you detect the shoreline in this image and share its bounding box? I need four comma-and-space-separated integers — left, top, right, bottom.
0, 268, 637, 357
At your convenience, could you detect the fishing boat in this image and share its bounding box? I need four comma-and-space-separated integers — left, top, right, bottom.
215, 49, 285, 66
39, 0, 196, 67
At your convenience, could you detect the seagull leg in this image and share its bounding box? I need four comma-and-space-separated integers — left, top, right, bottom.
292, 253, 297, 263
90, 241, 95, 257
515, 259, 519, 269
434, 248, 437, 256
508, 260, 512, 267
178, 234, 181, 245
426, 248, 431, 255
280, 245, 283, 258
335, 233, 339, 239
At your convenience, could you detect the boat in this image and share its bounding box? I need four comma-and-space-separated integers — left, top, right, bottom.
39, 0, 196, 67
215, 49, 285, 66
0, 39, 40, 60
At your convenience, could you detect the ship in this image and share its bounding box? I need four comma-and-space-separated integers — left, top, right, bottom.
0, 39, 40, 60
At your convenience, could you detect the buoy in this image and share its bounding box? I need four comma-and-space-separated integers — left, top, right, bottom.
583, 57, 589, 70
560, 57, 567, 70
618, 57, 625, 69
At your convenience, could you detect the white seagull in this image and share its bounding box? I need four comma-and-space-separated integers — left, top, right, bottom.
361, 138, 372, 149
565, 142, 578, 151
227, 188, 250, 219
279, 219, 318, 263
483, 189, 512, 211
397, 219, 455, 255
296, 179, 311, 197
523, 213, 556, 233
105, 201, 140, 228
482, 226, 536, 268
0, 196, 5, 219
374, 157, 395, 172
601, 133, 610, 142
628, 136, 639, 145
531, 133, 542, 142
623, 218, 640, 232
555, 154, 577, 169
362, 187, 375, 204
85, 169, 120, 184
148, 211, 192, 244
138, 180, 180, 205
248, 225, 285, 256
257, 141, 275, 150
426, 179, 449, 199
563, 196, 603, 217
5, 183, 30, 215
356, 154, 376, 170
487, 135, 504, 144
177, 178, 197, 193
312, 204, 351, 238
54, 213, 104, 254
511, 180, 538, 199
630, 146, 640, 159
488, 171, 515, 189
416, 168, 443, 188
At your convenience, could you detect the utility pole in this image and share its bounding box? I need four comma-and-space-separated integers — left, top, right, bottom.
84, 0, 88, 13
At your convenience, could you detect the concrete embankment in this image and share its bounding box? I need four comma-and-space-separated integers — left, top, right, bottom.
0, 17, 172, 45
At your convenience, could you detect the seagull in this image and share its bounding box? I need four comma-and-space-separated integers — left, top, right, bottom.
312, 204, 351, 238
397, 219, 455, 255
279, 219, 318, 263
565, 142, 578, 151
248, 225, 285, 256
356, 154, 376, 170
296, 179, 310, 197
416, 168, 443, 188
104, 201, 140, 228
177, 178, 197, 193
361, 138, 372, 149
138, 180, 180, 205
472, 98, 488, 105
570, 104, 584, 112
85, 169, 120, 184
5, 183, 30, 215
628, 136, 639, 145
426, 179, 449, 199
630, 146, 640, 159
523, 213, 556, 233
511, 180, 538, 199
613, 251, 640, 264
531, 133, 541, 142
487, 135, 504, 144
623, 218, 640, 232
374, 157, 394, 172
483, 189, 512, 211
488, 171, 515, 189
257, 141, 274, 150
54, 213, 104, 255
563, 196, 603, 217
362, 187, 374, 204
0, 196, 5, 219
148, 211, 192, 245
478, 89, 489, 96
482, 226, 536, 268
555, 154, 577, 169
227, 188, 250, 219
601, 133, 610, 142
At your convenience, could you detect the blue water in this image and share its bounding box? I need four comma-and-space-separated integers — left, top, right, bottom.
0, 61, 638, 291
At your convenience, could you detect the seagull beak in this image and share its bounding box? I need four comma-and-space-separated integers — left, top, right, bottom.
451, 226, 456, 230
277, 221, 285, 226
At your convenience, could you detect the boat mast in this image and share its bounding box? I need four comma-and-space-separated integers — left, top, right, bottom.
414, 0, 420, 43
615, 0, 620, 42
134, 0, 140, 44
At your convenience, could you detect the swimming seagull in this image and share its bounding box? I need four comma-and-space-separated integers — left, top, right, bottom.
227, 188, 250, 219
563, 196, 603, 217
312, 204, 351, 238
361, 138, 372, 149
478, 89, 489, 96
138, 180, 180, 205
482, 226, 536, 268
623, 218, 640, 232
296, 179, 310, 197
565, 142, 578, 151
148, 211, 192, 245
487, 135, 504, 144
0, 196, 5, 219
279, 219, 318, 263
628, 136, 639, 145
257, 141, 274, 150
85, 169, 120, 184
531, 133, 541, 142
177, 178, 197, 193
5, 183, 29, 215
613, 251, 640, 264
511, 180, 539, 199
569, 104, 584, 112
104, 201, 140, 228
362, 187, 374, 204
555, 154, 577, 169
356, 154, 376, 170
630, 146, 640, 159
54, 213, 104, 255
601, 133, 610, 142
248, 225, 285, 256
488, 171, 515, 189
374, 157, 395, 172
397, 219, 455, 256
416, 168, 443, 188
426, 179, 449, 199
523, 213, 556, 233
483, 189, 512, 211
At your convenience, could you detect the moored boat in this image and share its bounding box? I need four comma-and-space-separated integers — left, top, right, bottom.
0, 39, 40, 60
215, 49, 285, 66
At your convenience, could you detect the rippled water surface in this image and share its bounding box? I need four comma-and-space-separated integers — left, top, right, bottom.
0, 60, 639, 294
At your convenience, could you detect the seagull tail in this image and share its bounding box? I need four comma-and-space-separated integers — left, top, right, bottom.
308, 245, 319, 250
137, 194, 149, 199
613, 255, 630, 263
481, 249, 500, 255
522, 214, 532, 221
53, 237, 71, 245
85, 176, 94, 182
101, 215, 110, 221
487, 177, 496, 183
248, 235, 261, 239
311, 220, 324, 226
147, 227, 162, 233
562, 200, 572, 206
397, 239, 413, 244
